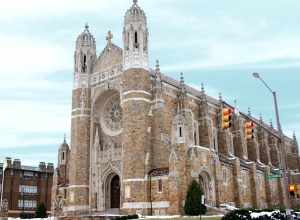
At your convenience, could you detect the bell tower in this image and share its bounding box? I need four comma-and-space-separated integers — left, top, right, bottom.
67, 24, 96, 215
121, 0, 152, 214
123, 0, 149, 71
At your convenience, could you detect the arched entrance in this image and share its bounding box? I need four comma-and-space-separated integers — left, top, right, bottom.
198, 171, 214, 206
110, 175, 120, 209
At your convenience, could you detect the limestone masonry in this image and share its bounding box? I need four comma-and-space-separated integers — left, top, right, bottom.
52, 0, 300, 218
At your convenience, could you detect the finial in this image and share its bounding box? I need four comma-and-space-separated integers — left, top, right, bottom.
155, 60, 160, 73
63, 133, 67, 144
248, 107, 251, 116
180, 72, 184, 83
84, 23, 89, 31
201, 83, 205, 93
106, 30, 113, 45
270, 119, 273, 128
133, 0, 138, 5
219, 92, 223, 102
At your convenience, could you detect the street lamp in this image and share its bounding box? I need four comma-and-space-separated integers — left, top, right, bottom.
252, 72, 282, 134
252, 72, 289, 205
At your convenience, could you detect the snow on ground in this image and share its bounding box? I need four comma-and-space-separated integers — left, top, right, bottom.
8, 218, 56, 220
250, 211, 278, 218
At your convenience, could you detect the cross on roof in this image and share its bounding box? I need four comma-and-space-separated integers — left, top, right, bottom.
106, 30, 113, 45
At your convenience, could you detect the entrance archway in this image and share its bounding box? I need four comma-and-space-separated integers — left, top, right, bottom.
110, 175, 120, 208
198, 171, 214, 206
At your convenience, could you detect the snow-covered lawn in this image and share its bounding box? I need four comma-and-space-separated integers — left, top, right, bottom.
8, 218, 56, 220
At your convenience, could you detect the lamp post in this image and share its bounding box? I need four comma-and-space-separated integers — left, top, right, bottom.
252, 72, 289, 206
252, 72, 282, 134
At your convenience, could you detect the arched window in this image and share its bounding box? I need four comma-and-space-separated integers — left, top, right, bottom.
82, 55, 87, 73
134, 31, 138, 48
62, 152, 65, 161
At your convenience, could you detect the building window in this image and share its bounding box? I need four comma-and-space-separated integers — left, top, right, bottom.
64, 189, 67, 199
158, 179, 163, 193
62, 152, 65, 161
179, 126, 183, 137
134, 31, 138, 47
18, 200, 37, 209
19, 185, 37, 194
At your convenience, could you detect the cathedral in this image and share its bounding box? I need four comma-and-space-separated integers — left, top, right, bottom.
52, 0, 300, 218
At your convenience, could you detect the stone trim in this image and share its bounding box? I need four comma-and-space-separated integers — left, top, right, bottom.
122, 90, 152, 97
68, 185, 89, 188
72, 107, 91, 112
123, 178, 145, 182
122, 201, 170, 209
71, 114, 90, 119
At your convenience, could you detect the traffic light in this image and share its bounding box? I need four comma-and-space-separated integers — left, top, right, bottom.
245, 121, 255, 140
289, 184, 296, 197
222, 108, 233, 129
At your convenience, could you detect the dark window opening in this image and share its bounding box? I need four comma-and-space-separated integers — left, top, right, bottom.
64, 189, 67, 199
62, 152, 65, 161
158, 179, 163, 192
194, 132, 197, 145
134, 31, 138, 48
82, 55, 87, 72
179, 126, 182, 138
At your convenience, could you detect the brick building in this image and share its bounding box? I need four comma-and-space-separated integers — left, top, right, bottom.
0, 158, 54, 218
52, 0, 300, 218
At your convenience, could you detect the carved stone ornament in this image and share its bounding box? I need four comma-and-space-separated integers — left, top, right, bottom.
101, 94, 122, 136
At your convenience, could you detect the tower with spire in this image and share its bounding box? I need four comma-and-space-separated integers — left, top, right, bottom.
67, 24, 96, 214
57, 135, 70, 186
123, 0, 149, 70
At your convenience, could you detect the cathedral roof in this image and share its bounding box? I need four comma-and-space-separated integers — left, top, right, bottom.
76, 24, 96, 49
59, 135, 69, 151
124, 0, 147, 24
94, 31, 123, 72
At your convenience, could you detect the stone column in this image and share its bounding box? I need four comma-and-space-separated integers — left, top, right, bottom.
233, 158, 242, 207
121, 68, 152, 215
264, 167, 272, 208
249, 163, 259, 208
67, 87, 91, 215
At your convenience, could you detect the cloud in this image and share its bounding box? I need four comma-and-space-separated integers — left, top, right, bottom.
0, 0, 128, 21
0, 35, 70, 76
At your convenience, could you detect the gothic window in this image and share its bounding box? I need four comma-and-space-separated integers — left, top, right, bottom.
158, 179, 163, 193
62, 152, 65, 161
179, 126, 183, 138
64, 189, 67, 199
134, 31, 138, 48
82, 54, 87, 73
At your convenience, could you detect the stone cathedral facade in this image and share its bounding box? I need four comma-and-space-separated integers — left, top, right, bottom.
52, 0, 300, 218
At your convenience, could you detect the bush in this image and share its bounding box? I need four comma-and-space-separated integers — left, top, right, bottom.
222, 209, 287, 220
116, 214, 139, 220
222, 209, 251, 220
184, 180, 206, 216
35, 203, 48, 218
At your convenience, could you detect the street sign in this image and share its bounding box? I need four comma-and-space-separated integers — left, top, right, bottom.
267, 174, 282, 179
